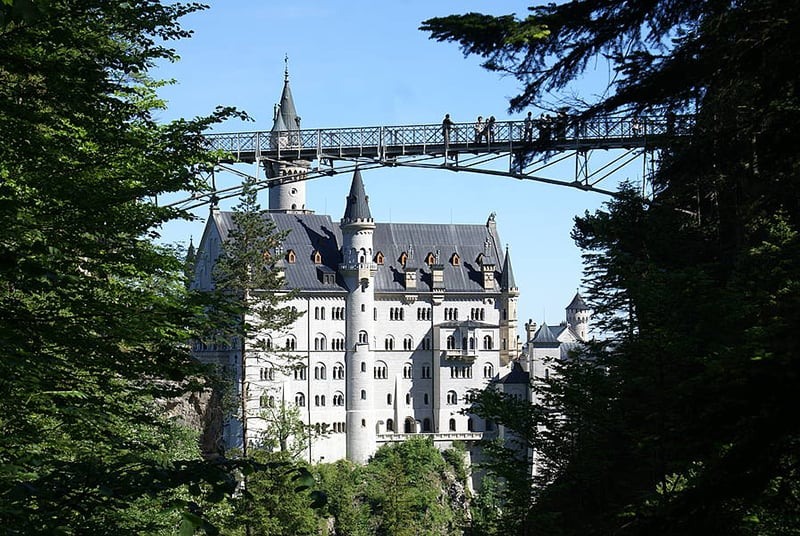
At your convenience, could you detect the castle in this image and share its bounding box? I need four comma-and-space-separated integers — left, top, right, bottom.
190, 72, 591, 465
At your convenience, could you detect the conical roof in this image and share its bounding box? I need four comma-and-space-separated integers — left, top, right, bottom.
501, 246, 517, 290
566, 292, 589, 310
277, 70, 300, 131
531, 322, 560, 344
342, 168, 372, 223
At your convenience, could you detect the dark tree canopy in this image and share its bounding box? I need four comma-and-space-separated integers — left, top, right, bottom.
425, 1, 800, 534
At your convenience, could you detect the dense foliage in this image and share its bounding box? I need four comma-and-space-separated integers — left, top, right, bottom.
425, 0, 800, 534
0, 0, 254, 533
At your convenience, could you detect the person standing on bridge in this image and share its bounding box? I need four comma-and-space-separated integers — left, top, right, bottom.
524, 111, 534, 142
487, 116, 496, 143
442, 113, 455, 146
474, 116, 485, 143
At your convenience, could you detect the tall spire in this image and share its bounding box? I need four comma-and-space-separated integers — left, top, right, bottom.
501, 245, 517, 291
275, 55, 300, 131
342, 168, 373, 223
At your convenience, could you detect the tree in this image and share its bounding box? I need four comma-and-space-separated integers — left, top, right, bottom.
0, 0, 250, 532
424, 1, 800, 534
210, 175, 300, 459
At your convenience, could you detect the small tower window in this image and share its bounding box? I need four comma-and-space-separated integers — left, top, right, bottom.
475, 253, 484, 265
450, 252, 460, 266
399, 251, 408, 266
375, 251, 385, 265
312, 250, 322, 264
425, 252, 436, 266
286, 249, 296, 264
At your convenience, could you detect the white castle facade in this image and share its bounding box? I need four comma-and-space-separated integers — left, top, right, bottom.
190, 73, 591, 466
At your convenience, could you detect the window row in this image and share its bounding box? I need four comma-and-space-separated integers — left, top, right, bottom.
389, 307, 405, 321
445, 335, 494, 350
444, 308, 459, 321
417, 307, 432, 321
450, 366, 473, 379
312, 306, 346, 321
470, 308, 486, 321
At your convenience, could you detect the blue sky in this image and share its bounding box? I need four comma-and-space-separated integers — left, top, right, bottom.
154, 1, 632, 333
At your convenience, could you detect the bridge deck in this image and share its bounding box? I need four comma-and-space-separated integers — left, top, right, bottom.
205, 114, 693, 164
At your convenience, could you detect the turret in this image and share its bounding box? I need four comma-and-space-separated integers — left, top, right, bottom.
266, 61, 309, 213
339, 169, 378, 463
499, 245, 519, 364
566, 292, 591, 341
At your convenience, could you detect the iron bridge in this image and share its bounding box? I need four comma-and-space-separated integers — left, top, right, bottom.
172, 114, 693, 210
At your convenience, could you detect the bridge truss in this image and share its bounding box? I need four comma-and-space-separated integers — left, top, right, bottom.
168, 114, 693, 210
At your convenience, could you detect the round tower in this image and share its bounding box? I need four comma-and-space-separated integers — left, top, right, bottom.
565, 292, 591, 341
339, 169, 378, 463
266, 63, 309, 212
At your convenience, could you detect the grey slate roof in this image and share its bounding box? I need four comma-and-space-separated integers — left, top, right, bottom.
566, 292, 589, 310
530, 322, 561, 345
277, 75, 300, 131
497, 361, 529, 384
211, 211, 507, 294
342, 169, 372, 223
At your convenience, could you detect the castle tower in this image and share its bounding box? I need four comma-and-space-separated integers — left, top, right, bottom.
266, 63, 309, 212
566, 292, 591, 341
339, 169, 378, 463
499, 245, 520, 364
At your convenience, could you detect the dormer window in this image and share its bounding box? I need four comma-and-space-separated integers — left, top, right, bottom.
450, 252, 461, 266
375, 251, 385, 265
475, 252, 484, 265
312, 249, 322, 264
399, 251, 408, 266
425, 252, 436, 266
286, 249, 296, 264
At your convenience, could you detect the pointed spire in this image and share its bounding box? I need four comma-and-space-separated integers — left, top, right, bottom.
501, 245, 517, 291
342, 168, 372, 223
274, 56, 300, 132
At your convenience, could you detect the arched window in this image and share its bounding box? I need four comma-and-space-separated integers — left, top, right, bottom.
360, 389, 366, 400
421, 364, 431, 378
483, 335, 493, 350
333, 392, 344, 406
423, 393, 429, 405
358, 330, 368, 345
260, 394, 275, 408
333, 362, 345, 380
360, 362, 366, 373
446, 335, 456, 350
483, 363, 494, 378
449, 418, 456, 431
314, 335, 327, 351
387, 393, 392, 405
312, 250, 322, 264
423, 418, 431, 432
284, 335, 297, 351
375, 251, 385, 265
295, 393, 305, 407
386, 418, 394, 432
462, 336, 468, 349
384, 336, 394, 351
403, 335, 414, 350
293, 365, 307, 381
260, 367, 275, 381
404, 417, 415, 433
286, 249, 296, 263
374, 361, 388, 379
403, 363, 413, 379
314, 362, 326, 380
467, 418, 474, 431
469, 337, 475, 350
405, 393, 411, 405
446, 390, 458, 405
314, 306, 320, 320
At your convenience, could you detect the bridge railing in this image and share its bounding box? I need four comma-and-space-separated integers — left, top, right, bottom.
202, 114, 695, 161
